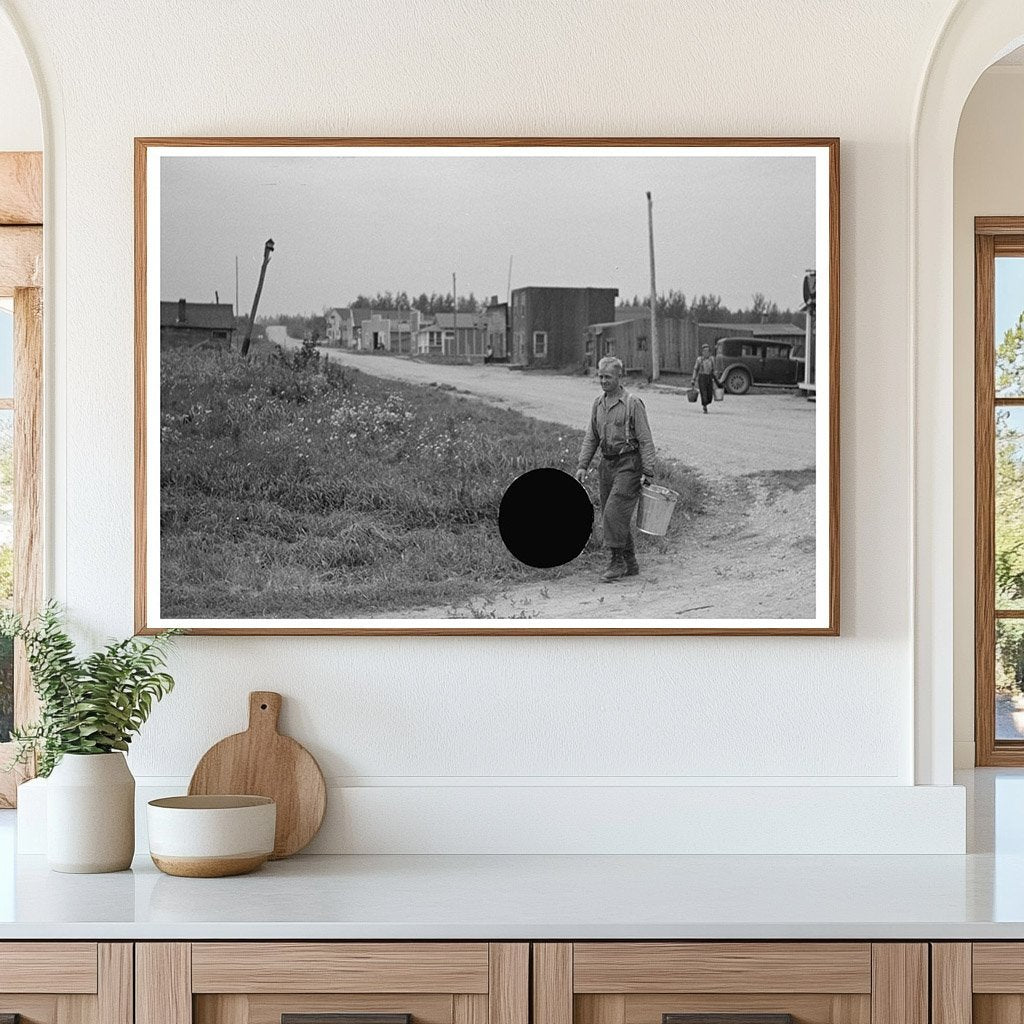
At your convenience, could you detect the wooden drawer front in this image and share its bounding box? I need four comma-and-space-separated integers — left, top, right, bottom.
973, 944, 1024, 993
572, 944, 873, 995
191, 944, 490, 994
0, 944, 129, 1024
0, 943, 98, 993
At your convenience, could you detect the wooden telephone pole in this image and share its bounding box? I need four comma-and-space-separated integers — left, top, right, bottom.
241, 238, 275, 357
646, 192, 660, 381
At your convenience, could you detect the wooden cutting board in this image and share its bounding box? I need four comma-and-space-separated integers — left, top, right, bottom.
188, 691, 327, 859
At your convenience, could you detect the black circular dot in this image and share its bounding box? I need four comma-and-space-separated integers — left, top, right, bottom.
498, 468, 594, 569
260, 704, 268, 710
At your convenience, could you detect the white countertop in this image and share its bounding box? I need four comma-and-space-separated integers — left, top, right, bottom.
1, 849, 1023, 940
1, 768, 1022, 941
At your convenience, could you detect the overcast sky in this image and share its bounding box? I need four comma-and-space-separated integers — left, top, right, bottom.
160, 150, 817, 316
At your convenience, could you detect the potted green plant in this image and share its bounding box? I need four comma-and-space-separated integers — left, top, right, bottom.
2, 603, 178, 873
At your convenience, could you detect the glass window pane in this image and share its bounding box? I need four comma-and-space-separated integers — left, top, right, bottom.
996, 256, 1024, 397
997, 408, 1024, 609
0, 306, 13, 399
0, 409, 11, 742
998, 620, 1024, 740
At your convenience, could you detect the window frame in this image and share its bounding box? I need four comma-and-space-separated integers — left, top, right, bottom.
975, 217, 1024, 765
0, 151, 44, 807
533, 330, 547, 357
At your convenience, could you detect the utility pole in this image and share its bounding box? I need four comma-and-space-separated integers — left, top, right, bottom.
241, 238, 274, 357
452, 271, 457, 358
506, 255, 513, 305
646, 192, 660, 382
235, 255, 239, 317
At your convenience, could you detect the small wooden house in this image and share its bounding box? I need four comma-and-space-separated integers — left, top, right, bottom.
160, 299, 236, 346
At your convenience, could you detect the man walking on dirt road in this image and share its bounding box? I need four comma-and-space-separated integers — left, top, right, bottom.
575, 356, 657, 583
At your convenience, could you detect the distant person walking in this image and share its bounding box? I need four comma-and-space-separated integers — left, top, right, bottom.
575, 356, 657, 583
692, 343, 719, 414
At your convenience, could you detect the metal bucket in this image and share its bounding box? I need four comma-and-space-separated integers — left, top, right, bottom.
636, 483, 680, 536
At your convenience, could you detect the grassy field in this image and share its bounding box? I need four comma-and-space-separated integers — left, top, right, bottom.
160, 342, 705, 618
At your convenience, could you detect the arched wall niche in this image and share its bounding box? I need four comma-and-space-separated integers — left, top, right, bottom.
914, 1, 1024, 785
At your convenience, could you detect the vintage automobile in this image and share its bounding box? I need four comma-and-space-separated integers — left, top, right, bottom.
713, 337, 801, 395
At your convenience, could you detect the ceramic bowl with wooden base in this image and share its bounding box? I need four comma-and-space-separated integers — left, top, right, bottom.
147, 795, 276, 877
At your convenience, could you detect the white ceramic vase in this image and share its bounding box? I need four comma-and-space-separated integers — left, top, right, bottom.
46, 752, 135, 873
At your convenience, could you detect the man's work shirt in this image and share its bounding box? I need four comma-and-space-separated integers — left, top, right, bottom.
578, 388, 657, 478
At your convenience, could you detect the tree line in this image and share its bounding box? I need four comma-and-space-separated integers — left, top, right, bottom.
618, 289, 802, 325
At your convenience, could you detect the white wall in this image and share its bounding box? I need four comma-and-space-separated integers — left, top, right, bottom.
0, 12, 39, 152
0, 0, 972, 852
952, 66, 1024, 767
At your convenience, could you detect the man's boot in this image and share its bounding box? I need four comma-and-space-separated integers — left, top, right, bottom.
601, 549, 627, 583
624, 550, 639, 577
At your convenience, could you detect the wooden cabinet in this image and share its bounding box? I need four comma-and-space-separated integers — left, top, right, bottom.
0, 943, 131, 1024
932, 943, 1024, 1024
533, 944, 928, 1024
136, 944, 528, 1024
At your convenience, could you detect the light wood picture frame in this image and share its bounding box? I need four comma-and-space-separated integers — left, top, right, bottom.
135, 137, 839, 636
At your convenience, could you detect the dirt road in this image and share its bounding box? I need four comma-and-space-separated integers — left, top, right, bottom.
268, 329, 815, 475
375, 472, 817, 621
266, 329, 818, 621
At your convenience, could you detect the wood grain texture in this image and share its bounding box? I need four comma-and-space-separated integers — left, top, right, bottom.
974, 995, 1024, 1024
534, 945, 572, 1024
136, 943, 192, 1024
191, 943, 489, 994
151, 853, 269, 877
870, 945, 927, 1024
971, 225, 1024, 766
488, 944, 528, 1024
975, 227, 1024, 765
57, 992, 95, 1024
281, 1016, 411, 1024
243, 995, 451, 1024
97, 945, 132, 1024
188, 691, 326, 858
0, 153, 42, 225
453, 994, 487, 1024
977, 217, 1024, 236
195, 994, 248, 1024
573, 944, 872, 994
134, 135, 839, 637
0, 943, 97, 993
624, 994, 868, 1024
976, 228, 998, 766
14, 286, 43, 731
576, 996, 626, 1024
0, 998, 58, 1024
971, 944, 1024, 992
0, 226, 41, 295
931, 945, 972, 1024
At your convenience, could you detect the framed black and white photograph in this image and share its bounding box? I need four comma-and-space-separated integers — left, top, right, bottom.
135, 137, 839, 636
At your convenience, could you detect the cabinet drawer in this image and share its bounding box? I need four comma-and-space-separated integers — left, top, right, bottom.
0, 943, 130, 1024
572, 944, 871, 994
0, 942, 98, 993
534, 944, 926, 1024
139, 943, 528, 1024
936, 942, 1024, 1024
191, 944, 491, 994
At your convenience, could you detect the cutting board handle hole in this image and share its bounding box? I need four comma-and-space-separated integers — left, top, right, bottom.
260, 703, 268, 710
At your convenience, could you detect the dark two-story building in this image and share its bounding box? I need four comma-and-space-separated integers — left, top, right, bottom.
509, 286, 618, 369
